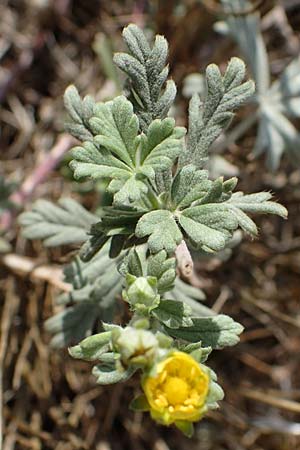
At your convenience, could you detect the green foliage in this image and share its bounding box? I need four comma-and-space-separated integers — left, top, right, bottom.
92, 365, 136, 385
64, 85, 96, 141
45, 242, 123, 347
19, 198, 98, 247
152, 299, 193, 329
136, 167, 286, 254
182, 57, 254, 168
70, 94, 185, 205
0, 175, 18, 252
113, 24, 176, 132
164, 315, 244, 349
218, 0, 300, 169
69, 331, 111, 361
0, 175, 17, 214
20, 24, 288, 435
136, 210, 182, 253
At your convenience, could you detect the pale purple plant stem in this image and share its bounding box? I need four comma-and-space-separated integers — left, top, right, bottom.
1, 134, 76, 231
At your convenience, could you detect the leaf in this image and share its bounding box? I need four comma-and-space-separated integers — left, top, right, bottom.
185, 343, 212, 363
168, 278, 209, 317
69, 96, 185, 206
0, 175, 17, 214
227, 192, 288, 218
79, 232, 110, 262
92, 364, 135, 385
64, 85, 96, 141
219, 3, 270, 92
277, 57, 300, 116
46, 243, 124, 348
135, 210, 182, 254
153, 299, 193, 328
183, 57, 254, 168
120, 247, 177, 294
164, 314, 244, 349
113, 24, 176, 131
70, 141, 131, 181
112, 175, 149, 205
169, 177, 287, 253
253, 103, 300, 171
69, 96, 145, 205
140, 118, 186, 174
80, 205, 145, 261
91, 95, 139, 166
179, 204, 238, 252
19, 198, 98, 247
219, 2, 300, 169
118, 247, 144, 278
64, 243, 123, 296
171, 164, 212, 210
147, 250, 176, 293
45, 302, 101, 348
100, 205, 146, 231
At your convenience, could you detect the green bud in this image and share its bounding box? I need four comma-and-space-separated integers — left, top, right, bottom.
123, 274, 160, 314
131, 317, 150, 329
156, 331, 173, 348
68, 331, 111, 361
112, 327, 159, 368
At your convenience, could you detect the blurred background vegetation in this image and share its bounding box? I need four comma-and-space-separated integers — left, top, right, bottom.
1, 1, 300, 449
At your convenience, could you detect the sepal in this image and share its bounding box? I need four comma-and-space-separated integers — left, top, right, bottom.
175, 421, 194, 438
130, 394, 150, 412
178, 342, 212, 363
111, 327, 159, 369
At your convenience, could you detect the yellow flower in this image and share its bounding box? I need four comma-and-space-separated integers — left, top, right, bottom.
142, 351, 209, 425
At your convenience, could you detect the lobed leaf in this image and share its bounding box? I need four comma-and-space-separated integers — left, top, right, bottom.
135, 210, 182, 254
64, 85, 96, 141
219, 1, 300, 169
153, 299, 193, 329
184, 57, 255, 168
69, 96, 185, 206
113, 24, 176, 131
19, 198, 98, 247
164, 314, 244, 349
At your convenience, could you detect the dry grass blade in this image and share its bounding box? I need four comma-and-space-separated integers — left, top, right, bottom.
0, 279, 21, 449
1, 254, 71, 292
239, 388, 300, 414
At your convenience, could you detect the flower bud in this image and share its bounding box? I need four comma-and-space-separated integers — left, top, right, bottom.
112, 327, 159, 368
123, 274, 160, 313
68, 331, 111, 361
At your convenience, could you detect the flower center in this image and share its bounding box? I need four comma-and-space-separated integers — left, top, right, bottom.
164, 376, 188, 405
